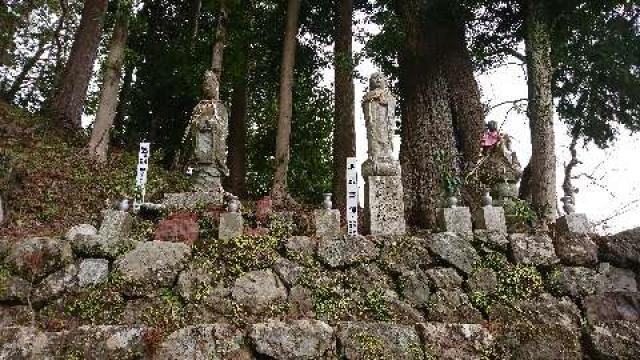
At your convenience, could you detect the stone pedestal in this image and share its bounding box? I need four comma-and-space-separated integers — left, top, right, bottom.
557, 213, 592, 236
364, 176, 406, 236
314, 209, 341, 239
162, 191, 223, 210
437, 207, 473, 236
474, 206, 507, 234
219, 212, 243, 240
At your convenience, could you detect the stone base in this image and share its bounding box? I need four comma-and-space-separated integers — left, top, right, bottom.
437, 207, 473, 236
192, 166, 223, 193
474, 206, 507, 234
314, 209, 341, 239
219, 212, 244, 240
364, 176, 406, 236
557, 213, 592, 236
162, 191, 223, 210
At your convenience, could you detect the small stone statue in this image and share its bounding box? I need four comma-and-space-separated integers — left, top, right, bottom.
481, 120, 502, 151
477, 121, 522, 203
183, 70, 229, 192
362, 72, 400, 177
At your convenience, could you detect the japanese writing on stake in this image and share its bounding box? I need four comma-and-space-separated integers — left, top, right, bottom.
346, 157, 359, 235
135, 142, 151, 204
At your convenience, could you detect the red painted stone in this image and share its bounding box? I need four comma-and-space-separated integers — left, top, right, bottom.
154, 212, 200, 245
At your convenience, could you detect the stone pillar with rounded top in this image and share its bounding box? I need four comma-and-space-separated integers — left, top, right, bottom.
314, 193, 341, 239
361, 73, 406, 236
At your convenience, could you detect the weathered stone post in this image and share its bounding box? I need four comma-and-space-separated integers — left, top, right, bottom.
361, 73, 406, 236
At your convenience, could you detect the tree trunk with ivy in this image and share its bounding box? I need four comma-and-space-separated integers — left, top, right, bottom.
524, 0, 557, 223
272, 0, 301, 205
332, 0, 356, 216
397, 0, 458, 228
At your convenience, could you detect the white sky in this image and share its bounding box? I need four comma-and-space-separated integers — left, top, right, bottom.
327, 15, 640, 235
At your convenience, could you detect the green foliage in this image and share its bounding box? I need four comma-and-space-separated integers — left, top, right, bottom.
363, 289, 392, 322
504, 198, 537, 228
267, 213, 295, 239
297, 264, 394, 324
354, 332, 387, 360
140, 288, 185, 333
64, 276, 126, 324
191, 232, 284, 285
0, 264, 11, 294
435, 149, 461, 195
471, 253, 544, 314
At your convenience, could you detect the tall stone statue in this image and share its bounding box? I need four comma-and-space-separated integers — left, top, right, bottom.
361, 72, 405, 236
184, 70, 229, 192
362, 72, 400, 177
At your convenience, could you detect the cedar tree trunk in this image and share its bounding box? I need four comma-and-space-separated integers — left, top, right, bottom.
87, 6, 129, 162
397, 0, 458, 228
332, 0, 356, 215
49, 0, 108, 129
271, 0, 301, 204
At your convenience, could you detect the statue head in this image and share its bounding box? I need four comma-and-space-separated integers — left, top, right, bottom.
203, 70, 220, 100
369, 72, 388, 91
487, 120, 498, 132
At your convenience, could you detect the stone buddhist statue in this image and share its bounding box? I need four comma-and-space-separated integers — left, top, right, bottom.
361, 72, 406, 236
184, 70, 229, 192
362, 72, 400, 177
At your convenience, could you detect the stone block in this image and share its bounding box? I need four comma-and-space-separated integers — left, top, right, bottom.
437, 207, 473, 235
250, 320, 335, 359
510, 233, 559, 266
5, 237, 73, 281
78, 258, 109, 288
231, 270, 287, 313
417, 323, 493, 360
583, 292, 640, 322
587, 321, 640, 359
557, 213, 591, 236
162, 191, 223, 210
474, 206, 507, 233
156, 324, 251, 360
554, 234, 598, 266
364, 176, 406, 236
154, 212, 200, 245
427, 233, 479, 275
218, 212, 244, 240
337, 322, 424, 359
114, 241, 191, 297
99, 210, 132, 240
317, 235, 378, 268
314, 209, 341, 239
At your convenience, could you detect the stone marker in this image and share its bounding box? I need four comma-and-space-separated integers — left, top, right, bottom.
364, 176, 406, 236
361, 73, 406, 236
99, 210, 132, 240
437, 207, 473, 235
219, 212, 243, 240
474, 205, 507, 233
314, 208, 341, 239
